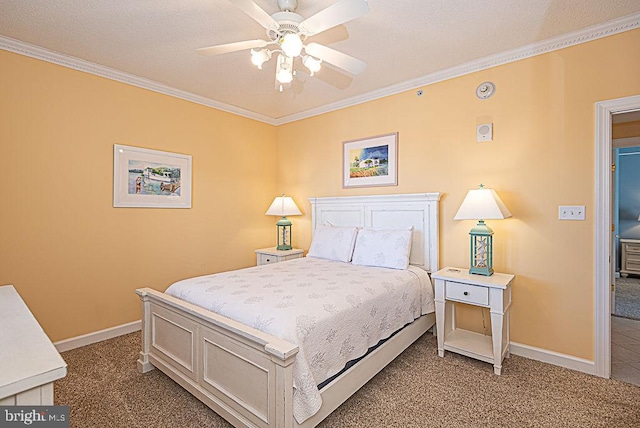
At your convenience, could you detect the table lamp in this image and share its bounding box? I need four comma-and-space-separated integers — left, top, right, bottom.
265, 194, 302, 250
454, 184, 512, 276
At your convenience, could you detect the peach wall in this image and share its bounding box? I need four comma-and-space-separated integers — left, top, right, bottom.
276, 29, 640, 359
0, 50, 278, 342
1, 28, 639, 358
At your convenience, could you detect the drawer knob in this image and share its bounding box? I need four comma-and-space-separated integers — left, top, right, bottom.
463, 291, 469, 296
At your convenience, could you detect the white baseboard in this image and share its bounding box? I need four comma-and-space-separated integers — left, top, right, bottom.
54, 320, 141, 353
510, 341, 597, 376
52, 321, 599, 377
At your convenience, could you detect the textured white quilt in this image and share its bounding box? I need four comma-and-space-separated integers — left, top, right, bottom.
165, 257, 434, 423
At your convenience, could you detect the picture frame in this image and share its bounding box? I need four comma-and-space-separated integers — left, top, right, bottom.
343, 132, 398, 188
113, 144, 192, 208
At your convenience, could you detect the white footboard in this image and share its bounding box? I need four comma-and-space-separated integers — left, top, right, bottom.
137, 288, 435, 428
136, 288, 299, 428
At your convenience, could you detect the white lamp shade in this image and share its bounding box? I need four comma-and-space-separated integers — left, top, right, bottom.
303, 55, 322, 75
454, 187, 512, 220
251, 48, 271, 69
265, 196, 302, 217
275, 54, 294, 84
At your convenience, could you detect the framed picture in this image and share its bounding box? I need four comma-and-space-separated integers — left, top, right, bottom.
113, 144, 192, 208
343, 133, 398, 188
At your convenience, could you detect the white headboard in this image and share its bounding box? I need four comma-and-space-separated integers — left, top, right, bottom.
309, 193, 441, 272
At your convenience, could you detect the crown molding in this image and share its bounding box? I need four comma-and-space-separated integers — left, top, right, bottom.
274, 12, 640, 125
1, 12, 638, 127
0, 35, 277, 125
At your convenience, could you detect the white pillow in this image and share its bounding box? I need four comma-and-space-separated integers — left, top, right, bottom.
351, 228, 413, 270
307, 225, 359, 262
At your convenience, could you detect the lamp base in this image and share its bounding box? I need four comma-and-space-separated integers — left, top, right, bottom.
469, 266, 493, 276
468, 220, 494, 276
275, 216, 293, 251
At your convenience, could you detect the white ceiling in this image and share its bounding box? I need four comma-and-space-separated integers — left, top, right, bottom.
1, 1, 639, 124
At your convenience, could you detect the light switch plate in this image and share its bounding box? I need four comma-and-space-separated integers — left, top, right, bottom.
558, 205, 586, 220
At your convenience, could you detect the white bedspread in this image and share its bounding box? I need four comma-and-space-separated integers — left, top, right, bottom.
165, 257, 434, 423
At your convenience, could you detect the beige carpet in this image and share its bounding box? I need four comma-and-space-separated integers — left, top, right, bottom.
615, 276, 640, 320
55, 332, 640, 427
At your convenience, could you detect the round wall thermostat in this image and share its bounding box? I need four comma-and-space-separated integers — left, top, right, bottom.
476, 82, 495, 99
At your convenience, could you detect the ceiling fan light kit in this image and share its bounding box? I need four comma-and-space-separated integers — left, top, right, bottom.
281, 33, 304, 57
276, 54, 294, 85
198, 0, 370, 91
302, 55, 322, 76
250, 48, 272, 69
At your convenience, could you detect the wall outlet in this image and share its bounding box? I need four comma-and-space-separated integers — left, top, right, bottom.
558, 205, 586, 220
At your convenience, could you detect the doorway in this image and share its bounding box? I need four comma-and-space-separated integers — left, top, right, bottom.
611, 113, 640, 385
594, 95, 640, 380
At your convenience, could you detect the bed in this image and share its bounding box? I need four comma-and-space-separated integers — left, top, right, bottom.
136, 193, 440, 428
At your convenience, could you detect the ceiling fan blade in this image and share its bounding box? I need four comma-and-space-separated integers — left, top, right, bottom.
307, 24, 350, 46
298, 66, 353, 89
305, 42, 366, 75
197, 39, 268, 56
229, 0, 279, 31
299, 0, 369, 36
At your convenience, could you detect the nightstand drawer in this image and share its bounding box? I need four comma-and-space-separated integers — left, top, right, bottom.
258, 254, 279, 265
625, 243, 640, 253
255, 248, 303, 266
445, 281, 489, 306
626, 252, 640, 263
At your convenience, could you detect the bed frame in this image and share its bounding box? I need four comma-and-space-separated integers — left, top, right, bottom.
136, 193, 440, 428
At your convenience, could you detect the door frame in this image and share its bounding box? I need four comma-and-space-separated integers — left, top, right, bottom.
594, 95, 640, 378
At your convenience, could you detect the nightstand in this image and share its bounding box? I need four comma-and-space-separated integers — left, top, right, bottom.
255, 247, 303, 266
432, 267, 515, 375
620, 239, 640, 277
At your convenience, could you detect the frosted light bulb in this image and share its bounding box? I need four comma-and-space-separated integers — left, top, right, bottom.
281, 33, 303, 57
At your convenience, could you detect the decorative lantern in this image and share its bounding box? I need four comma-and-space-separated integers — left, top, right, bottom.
468, 220, 494, 276
274, 217, 293, 250
454, 184, 511, 276
265, 194, 302, 251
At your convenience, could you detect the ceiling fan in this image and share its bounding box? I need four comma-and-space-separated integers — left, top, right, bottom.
197, 0, 370, 91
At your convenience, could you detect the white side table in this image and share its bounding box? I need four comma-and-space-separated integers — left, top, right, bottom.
0, 285, 67, 405
432, 267, 514, 375
255, 247, 304, 266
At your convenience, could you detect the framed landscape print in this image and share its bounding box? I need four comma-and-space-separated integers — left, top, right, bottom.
113, 144, 192, 208
343, 133, 398, 188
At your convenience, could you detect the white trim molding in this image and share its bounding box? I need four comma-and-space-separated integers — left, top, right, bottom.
594, 95, 640, 379
1, 13, 639, 126
510, 342, 596, 375
275, 12, 640, 124
54, 320, 141, 353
